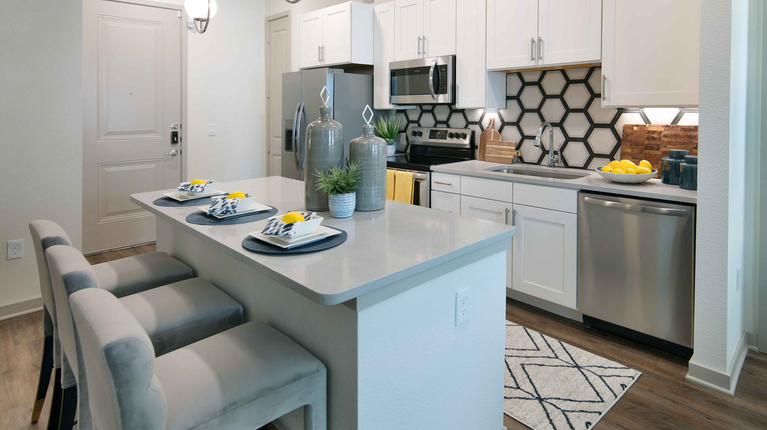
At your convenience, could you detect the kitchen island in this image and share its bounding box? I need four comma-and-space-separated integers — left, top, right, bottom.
131, 176, 515, 430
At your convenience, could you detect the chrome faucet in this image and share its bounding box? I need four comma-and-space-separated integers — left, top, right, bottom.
534, 122, 561, 168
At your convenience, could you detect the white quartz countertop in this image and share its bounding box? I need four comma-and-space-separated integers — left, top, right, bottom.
131, 177, 515, 306
431, 160, 697, 204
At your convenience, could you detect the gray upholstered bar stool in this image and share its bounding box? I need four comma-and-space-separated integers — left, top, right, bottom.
46, 245, 245, 430
70, 287, 327, 430
28, 219, 194, 428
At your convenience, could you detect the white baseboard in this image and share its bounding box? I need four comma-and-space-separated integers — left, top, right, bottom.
506, 288, 583, 322
0, 297, 43, 322
746, 331, 759, 352
686, 331, 749, 396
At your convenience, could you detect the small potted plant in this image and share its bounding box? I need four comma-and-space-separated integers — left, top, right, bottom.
374, 114, 402, 157
315, 162, 361, 218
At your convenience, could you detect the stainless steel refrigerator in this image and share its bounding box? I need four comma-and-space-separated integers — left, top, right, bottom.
282, 68, 373, 180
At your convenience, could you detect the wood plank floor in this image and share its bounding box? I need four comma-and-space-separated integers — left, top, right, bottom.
1, 243, 765, 429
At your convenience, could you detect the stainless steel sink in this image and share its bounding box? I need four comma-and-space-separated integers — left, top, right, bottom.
485, 166, 589, 180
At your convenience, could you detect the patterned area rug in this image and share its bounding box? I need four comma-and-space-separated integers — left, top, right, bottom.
504, 322, 641, 430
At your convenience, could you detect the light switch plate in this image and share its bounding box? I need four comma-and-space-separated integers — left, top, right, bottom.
208, 124, 216, 136
455, 287, 471, 327
7, 239, 23, 260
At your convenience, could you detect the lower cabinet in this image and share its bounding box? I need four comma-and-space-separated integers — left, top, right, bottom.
431, 190, 461, 213
459, 195, 513, 291
511, 203, 577, 309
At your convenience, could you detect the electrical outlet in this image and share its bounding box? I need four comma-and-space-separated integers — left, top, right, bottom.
455, 287, 471, 327
737, 266, 743, 292
7, 239, 23, 260
208, 124, 216, 136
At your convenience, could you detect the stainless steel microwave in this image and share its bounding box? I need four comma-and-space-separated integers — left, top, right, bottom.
390, 55, 455, 105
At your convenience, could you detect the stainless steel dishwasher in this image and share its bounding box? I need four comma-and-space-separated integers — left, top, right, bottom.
578, 192, 695, 356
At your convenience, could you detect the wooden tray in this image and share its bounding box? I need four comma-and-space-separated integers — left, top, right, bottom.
621, 124, 698, 178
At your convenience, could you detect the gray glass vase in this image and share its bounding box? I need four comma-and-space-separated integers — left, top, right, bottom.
349, 124, 386, 211
305, 105, 343, 211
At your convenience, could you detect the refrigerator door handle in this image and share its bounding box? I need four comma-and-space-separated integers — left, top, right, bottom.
295, 103, 306, 172
292, 102, 301, 171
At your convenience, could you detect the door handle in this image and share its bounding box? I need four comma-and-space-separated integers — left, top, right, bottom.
433, 181, 453, 186
504, 208, 511, 225
530, 38, 535, 62
422, 36, 426, 55
601, 75, 607, 101
538, 37, 543, 61
418, 36, 422, 56
318, 46, 321, 62
428, 60, 438, 100
583, 196, 689, 217
165, 149, 179, 156
296, 103, 306, 171
170, 123, 179, 130
292, 102, 301, 171
512, 209, 518, 226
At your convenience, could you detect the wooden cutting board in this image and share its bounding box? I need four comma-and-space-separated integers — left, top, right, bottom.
478, 118, 501, 161
621, 124, 698, 178
483, 139, 520, 164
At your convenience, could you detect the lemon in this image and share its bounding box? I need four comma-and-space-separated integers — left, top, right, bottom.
612, 168, 625, 174
626, 168, 637, 174
619, 159, 637, 171
601, 165, 613, 173
639, 160, 653, 170
190, 179, 206, 185
636, 166, 652, 174
281, 211, 305, 223
227, 191, 247, 199
609, 160, 621, 170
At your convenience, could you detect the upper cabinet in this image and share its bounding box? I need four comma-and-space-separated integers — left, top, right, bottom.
487, 0, 601, 71
394, 0, 456, 61
375, 3, 414, 110
299, 2, 374, 69
601, 0, 700, 107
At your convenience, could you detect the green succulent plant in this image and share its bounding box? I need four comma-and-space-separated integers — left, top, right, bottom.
374, 115, 402, 144
315, 162, 361, 195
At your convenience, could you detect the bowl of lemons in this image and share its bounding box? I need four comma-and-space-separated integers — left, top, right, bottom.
225, 192, 255, 211
277, 211, 323, 237
596, 159, 657, 184
187, 179, 219, 196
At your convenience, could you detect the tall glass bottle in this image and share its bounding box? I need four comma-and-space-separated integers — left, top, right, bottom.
304, 87, 344, 211
349, 106, 386, 211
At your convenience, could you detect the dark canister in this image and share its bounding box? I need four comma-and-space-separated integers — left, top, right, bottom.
679, 155, 698, 190
661, 149, 690, 185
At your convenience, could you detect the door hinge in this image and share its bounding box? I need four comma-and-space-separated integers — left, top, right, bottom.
177, 11, 182, 18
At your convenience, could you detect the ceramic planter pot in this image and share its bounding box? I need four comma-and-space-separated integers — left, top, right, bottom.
386, 140, 397, 156
328, 192, 356, 218
350, 125, 387, 212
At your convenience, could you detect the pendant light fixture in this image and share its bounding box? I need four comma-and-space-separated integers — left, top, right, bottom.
185, 0, 218, 34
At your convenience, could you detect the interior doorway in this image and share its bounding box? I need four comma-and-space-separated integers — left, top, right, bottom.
266, 12, 292, 177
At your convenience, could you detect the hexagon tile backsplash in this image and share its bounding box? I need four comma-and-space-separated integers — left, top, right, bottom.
395, 67, 699, 170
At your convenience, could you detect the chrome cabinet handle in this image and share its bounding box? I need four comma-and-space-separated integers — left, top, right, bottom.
318, 46, 321, 62
321, 45, 325, 62
530, 38, 535, 61
165, 149, 179, 156
433, 181, 453, 186
428, 60, 437, 100
292, 102, 301, 170
296, 103, 306, 171
601, 75, 607, 101
422, 36, 426, 55
583, 196, 689, 217
512, 209, 518, 226
418, 36, 422, 56
538, 37, 543, 61
504, 208, 511, 225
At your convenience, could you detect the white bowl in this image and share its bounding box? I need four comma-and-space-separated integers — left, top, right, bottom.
187, 182, 219, 196
595, 167, 657, 184
233, 197, 256, 211
269, 215, 323, 237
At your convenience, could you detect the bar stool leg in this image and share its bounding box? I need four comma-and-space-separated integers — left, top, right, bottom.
58, 386, 78, 430
46, 369, 63, 430
31, 335, 54, 422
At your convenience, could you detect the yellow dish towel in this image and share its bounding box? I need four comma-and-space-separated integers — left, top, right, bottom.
386, 169, 395, 200
394, 171, 414, 204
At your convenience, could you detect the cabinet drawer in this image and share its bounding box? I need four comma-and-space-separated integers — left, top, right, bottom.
432, 173, 461, 194
513, 183, 577, 213
461, 176, 512, 203
460, 195, 513, 224
431, 191, 460, 214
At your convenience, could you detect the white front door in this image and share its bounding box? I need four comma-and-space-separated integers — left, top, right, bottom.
267, 14, 290, 177
82, 0, 183, 253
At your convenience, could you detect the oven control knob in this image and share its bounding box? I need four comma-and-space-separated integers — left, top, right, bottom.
411, 131, 417, 137
448, 132, 455, 138
416, 131, 423, 137
460, 133, 468, 139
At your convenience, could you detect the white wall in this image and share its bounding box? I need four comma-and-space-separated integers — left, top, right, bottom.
0, 0, 83, 317
689, 0, 748, 391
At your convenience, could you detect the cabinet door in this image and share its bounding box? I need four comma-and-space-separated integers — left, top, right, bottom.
486, 0, 538, 70
394, 0, 424, 61
423, 0, 456, 57
431, 190, 460, 213
602, 0, 700, 107
299, 10, 323, 69
374, 3, 395, 109
322, 3, 352, 66
461, 195, 513, 289
512, 204, 577, 309
538, 0, 601, 66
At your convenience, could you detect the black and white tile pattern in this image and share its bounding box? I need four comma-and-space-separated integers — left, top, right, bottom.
505, 322, 641, 430
397, 67, 699, 169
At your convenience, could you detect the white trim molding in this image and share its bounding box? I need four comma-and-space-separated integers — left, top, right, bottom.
686, 331, 749, 397
746, 331, 759, 352
0, 297, 43, 322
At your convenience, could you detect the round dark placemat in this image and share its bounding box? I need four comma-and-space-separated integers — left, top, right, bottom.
185, 206, 278, 226
153, 196, 218, 207
242, 228, 347, 255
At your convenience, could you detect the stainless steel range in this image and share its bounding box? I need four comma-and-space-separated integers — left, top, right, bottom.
386, 126, 474, 208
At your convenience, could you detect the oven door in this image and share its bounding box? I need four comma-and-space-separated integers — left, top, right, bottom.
388, 168, 430, 207
390, 56, 454, 105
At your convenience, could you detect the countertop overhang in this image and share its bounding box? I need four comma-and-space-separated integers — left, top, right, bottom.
131, 177, 516, 306
431, 160, 697, 205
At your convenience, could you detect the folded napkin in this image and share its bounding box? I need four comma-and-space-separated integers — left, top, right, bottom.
206, 194, 250, 216
261, 212, 317, 237
178, 179, 215, 193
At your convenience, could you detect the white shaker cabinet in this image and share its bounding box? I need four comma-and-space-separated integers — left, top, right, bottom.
487, 0, 538, 70
460, 195, 514, 289
601, 0, 700, 107
299, 2, 374, 69
431, 190, 461, 213
455, 0, 505, 109
374, 3, 415, 110
511, 203, 578, 309
394, 0, 456, 61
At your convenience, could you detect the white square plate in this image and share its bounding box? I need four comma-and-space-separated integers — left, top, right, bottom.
164, 190, 226, 201
199, 202, 272, 219
249, 225, 341, 249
